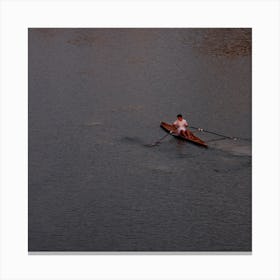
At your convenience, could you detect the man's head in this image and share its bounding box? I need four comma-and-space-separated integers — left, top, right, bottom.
177, 114, 183, 121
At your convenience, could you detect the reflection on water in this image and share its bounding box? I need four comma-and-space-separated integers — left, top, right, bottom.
29, 28, 251, 251
182, 28, 251, 57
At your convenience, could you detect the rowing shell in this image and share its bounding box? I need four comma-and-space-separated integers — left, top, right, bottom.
160, 122, 208, 148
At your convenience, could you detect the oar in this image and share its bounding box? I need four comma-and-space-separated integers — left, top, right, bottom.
189, 126, 239, 140
145, 131, 173, 147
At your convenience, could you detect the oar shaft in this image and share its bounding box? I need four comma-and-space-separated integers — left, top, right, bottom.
189, 126, 236, 140
146, 133, 171, 147
156, 133, 170, 143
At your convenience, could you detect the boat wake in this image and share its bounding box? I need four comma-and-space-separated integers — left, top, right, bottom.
122, 136, 147, 146
210, 139, 251, 156
83, 121, 102, 126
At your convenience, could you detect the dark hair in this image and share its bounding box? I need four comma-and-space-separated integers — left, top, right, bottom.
177, 114, 182, 118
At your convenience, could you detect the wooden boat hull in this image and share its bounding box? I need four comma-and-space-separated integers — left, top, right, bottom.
160, 122, 208, 148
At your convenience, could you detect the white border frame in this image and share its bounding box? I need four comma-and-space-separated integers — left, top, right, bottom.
1, 0, 279, 280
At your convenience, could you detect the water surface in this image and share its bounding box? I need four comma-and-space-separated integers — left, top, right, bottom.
28, 28, 251, 251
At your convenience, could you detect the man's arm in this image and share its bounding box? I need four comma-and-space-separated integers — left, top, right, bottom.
173, 121, 178, 128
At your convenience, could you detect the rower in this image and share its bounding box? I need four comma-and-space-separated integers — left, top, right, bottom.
173, 114, 191, 138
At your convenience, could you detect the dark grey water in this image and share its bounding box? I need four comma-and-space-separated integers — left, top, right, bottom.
28, 28, 251, 251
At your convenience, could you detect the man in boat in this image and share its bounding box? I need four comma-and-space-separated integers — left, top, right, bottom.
173, 114, 191, 138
